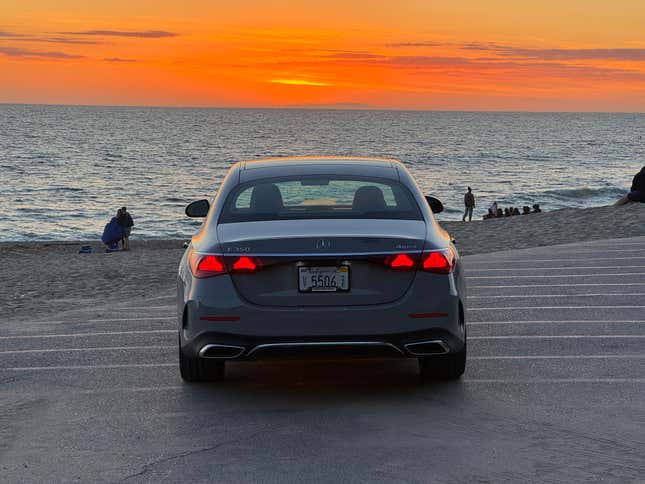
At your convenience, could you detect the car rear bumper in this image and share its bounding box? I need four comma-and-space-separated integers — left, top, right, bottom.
179, 295, 465, 360
181, 327, 464, 361
178, 267, 466, 360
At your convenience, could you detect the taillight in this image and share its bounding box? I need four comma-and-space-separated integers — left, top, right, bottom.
189, 251, 261, 278
189, 252, 226, 278
383, 249, 455, 274
387, 253, 416, 270
421, 249, 455, 274
232, 256, 258, 272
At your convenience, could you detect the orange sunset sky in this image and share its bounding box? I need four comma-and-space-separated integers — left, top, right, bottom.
1, 0, 645, 111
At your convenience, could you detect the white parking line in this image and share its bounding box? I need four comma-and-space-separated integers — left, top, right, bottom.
468, 273, 645, 279
469, 293, 645, 299
0, 345, 175, 355
113, 305, 174, 311
482, 248, 645, 255
470, 305, 645, 310
0, 330, 175, 340
469, 283, 645, 288
470, 334, 645, 340
15, 316, 175, 325
463, 378, 645, 383
467, 265, 645, 272
470, 354, 645, 359
4, 363, 176, 371
58, 378, 645, 393
466, 256, 645, 264
468, 320, 645, 326
4, 379, 644, 390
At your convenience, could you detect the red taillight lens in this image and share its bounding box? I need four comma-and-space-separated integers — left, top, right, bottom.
421, 249, 455, 274
189, 252, 226, 278
387, 253, 416, 270
189, 251, 262, 277
232, 256, 257, 272
199, 255, 225, 272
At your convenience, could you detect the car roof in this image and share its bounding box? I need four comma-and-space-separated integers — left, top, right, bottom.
237, 156, 404, 183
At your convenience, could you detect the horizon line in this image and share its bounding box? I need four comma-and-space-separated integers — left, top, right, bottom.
1, 101, 644, 115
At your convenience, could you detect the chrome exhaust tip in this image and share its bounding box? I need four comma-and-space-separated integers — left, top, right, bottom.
404, 340, 450, 356
199, 344, 245, 359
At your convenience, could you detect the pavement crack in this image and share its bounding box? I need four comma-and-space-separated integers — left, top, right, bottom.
116, 429, 265, 482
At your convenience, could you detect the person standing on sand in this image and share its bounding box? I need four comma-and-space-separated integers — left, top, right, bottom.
615, 166, 645, 205
463, 187, 475, 221
118, 206, 134, 251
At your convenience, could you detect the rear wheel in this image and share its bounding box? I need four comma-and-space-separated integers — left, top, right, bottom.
179, 341, 225, 382
419, 305, 467, 380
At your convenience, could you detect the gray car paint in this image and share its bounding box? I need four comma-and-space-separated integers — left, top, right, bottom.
177, 157, 465, 359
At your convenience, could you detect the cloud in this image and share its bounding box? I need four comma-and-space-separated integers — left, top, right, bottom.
0, 30, 23, 38
103, 57, 137, 62
0, 30, 101, 44
0, 46, 83, 59
61, 30, 177, 38
388, 40, 645, 61
324, 51, 385, 59
387, 41, 445, 48
499, 47, 645, 61
386, 55, 473, 66
461, 43, 645, 61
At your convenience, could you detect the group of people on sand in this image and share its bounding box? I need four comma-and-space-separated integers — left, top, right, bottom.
483, 202, 541, 219
101, 206, 134, 252
460, 187, 541, 222
460, 165, 645, 222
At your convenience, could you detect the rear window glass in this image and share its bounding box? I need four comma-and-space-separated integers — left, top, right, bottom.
220, 176, 422, 223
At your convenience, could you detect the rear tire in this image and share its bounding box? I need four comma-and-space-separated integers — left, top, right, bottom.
418, 341, 466, 381
179, 343, 225, 382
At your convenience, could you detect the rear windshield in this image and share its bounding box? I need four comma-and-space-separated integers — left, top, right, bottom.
219, 176, 423, 223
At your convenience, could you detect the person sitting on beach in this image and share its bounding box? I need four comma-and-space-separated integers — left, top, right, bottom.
487, 201, 498, 218
504, 207, 512, 217
522, 206, 531, 215
532, 204, 541, 213
615, 166, 645, 205
512, 207, 520, 216
118, 206, 134, 251
462, 187, 475, 222
496, 208, 503, 217
101, 209, 124, 252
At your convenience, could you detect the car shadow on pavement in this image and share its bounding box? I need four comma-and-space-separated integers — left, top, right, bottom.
177, 358, 465, 403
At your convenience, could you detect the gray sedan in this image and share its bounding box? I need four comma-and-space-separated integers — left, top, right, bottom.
177, 157, 466, 381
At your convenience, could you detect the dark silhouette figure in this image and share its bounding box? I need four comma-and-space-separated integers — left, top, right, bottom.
463, 187, 475, 222
118, 206, 134, 250
615, 166, 645, 205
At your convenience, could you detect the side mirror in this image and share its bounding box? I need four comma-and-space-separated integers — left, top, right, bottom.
185, 199, 210, 217
425, 196, 444, 214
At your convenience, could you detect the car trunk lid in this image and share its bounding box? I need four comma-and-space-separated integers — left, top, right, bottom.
216, 219, 426, 307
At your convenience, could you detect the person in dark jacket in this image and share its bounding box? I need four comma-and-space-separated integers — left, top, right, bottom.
615, 166, 645, 205
462, 187, 475, 222
102, 209, 124, 252
117, 206, 134, 250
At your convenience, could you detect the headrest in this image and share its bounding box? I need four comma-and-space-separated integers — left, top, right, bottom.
250, 184, 283, 212
352, 186, 387, 212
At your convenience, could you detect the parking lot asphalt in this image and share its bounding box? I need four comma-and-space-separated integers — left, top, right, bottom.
2, 236, 645, 483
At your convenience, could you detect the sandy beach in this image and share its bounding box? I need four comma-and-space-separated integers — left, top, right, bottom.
2, 203, 643, 323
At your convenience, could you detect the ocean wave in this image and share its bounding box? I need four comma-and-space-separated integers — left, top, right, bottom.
536, 186, 625, 200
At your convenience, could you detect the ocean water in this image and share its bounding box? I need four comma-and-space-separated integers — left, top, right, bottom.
1, 104, 644, 242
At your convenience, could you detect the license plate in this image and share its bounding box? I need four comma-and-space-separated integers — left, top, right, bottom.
298, 266, 350, 292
